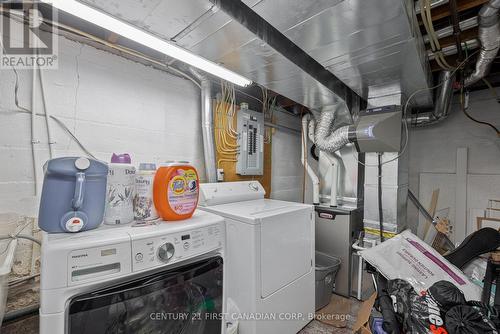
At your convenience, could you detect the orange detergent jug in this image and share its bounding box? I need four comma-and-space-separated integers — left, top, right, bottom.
153, 161, 199, 221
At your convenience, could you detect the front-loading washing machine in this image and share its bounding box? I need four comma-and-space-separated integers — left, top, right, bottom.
199, 181, 315, 334
39, 210, 225, 334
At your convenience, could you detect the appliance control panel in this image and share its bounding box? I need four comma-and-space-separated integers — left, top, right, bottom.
131, 223, 223, 272
199, 181, 265, 206
68, 242, 131, 286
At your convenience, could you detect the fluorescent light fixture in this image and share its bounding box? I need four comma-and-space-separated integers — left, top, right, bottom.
41, 0, 252, 87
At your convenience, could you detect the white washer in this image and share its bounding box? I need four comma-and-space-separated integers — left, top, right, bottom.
199, 181, 315, 334
39, 210, 225, 334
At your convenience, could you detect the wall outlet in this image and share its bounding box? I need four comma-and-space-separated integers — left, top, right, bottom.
217, 168, 224, 182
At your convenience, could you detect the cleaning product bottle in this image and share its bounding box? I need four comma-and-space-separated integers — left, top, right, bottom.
134, 163, 158, 221
104, 153, 135, 225
153, 161, 199, 221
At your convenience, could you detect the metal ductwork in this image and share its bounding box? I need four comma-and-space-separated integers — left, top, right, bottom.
465, 0, 500, 87
82, 0, 433, 111
189, 68, 217, 182
409, 70, 455, 127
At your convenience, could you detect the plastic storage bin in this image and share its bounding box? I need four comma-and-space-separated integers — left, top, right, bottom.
315, 251, 341, 310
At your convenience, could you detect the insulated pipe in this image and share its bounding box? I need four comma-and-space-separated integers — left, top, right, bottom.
301, 115, 320, 205
464, 0, 500, 87
189, 69, 217, 183
312, 104, 351, 153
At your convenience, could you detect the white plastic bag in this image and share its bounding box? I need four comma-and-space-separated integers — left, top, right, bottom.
360, 230, 481, 301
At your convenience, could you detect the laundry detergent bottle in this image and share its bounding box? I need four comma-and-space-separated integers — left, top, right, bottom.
153, 161, 199, 221
38, 157, 108, 233
104, 153, 136, 225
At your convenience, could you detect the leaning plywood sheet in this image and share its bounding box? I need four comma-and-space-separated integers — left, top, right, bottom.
418, 173, 456, 243
421, 188, 439, 240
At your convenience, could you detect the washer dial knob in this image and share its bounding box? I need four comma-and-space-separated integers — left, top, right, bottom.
157, 242, 175, 262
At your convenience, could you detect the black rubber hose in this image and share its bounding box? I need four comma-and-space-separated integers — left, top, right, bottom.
378, 153, 384, 242
310, 144, 319, 161
2, 304, 39, 323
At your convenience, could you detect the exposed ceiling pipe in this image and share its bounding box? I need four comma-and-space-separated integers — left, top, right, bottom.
409, 71, 456, 127
428, 39, 479, 59
189, 68, 217, 183
464, 0, 500, 86
415, 0, 449, 14
423, 17, 478, 44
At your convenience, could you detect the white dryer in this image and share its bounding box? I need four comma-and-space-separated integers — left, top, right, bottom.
39, 210, 225, 334
199, 181, 315, 334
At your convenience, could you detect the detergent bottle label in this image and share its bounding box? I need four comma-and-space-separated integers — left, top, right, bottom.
167, 168, 198, 215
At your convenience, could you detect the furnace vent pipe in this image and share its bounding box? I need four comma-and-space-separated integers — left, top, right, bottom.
464, 0, 500, 87
410, 70, 455, 127
323, 152, 340, 207
189, 68, 217, 182
301, 115, 320, 205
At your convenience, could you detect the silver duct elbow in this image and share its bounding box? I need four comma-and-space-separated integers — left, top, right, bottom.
313, 104, 351, 153
464, 0, 500, 87
410, 70, 455, 127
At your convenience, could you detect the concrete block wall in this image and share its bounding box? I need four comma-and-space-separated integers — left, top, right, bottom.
0, 37, 205, 216
0, 31, 306, 217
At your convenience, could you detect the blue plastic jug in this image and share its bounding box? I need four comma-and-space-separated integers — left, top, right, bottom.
38, 157, 108, 233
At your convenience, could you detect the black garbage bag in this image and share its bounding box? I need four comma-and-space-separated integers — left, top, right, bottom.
386, 279, 448, 334
428, 280, 466, 313
445, 304, 498, 334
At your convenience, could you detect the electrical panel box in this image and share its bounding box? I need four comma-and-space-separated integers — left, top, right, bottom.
236, 106, 264, 175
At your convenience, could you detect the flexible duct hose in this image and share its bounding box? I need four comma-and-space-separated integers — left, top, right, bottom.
312, 104, 351, 153
464, 0, 500, 86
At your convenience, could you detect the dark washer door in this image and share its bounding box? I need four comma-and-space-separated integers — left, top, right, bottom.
68, 257, 223, 334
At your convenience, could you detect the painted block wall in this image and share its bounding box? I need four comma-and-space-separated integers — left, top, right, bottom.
0, 37, 205, 217
407, 88, 500, 234
0, 32, 306, 217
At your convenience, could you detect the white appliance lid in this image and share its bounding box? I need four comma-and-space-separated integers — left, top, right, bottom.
199, 181, 265, 206
200, 199, 312, 224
